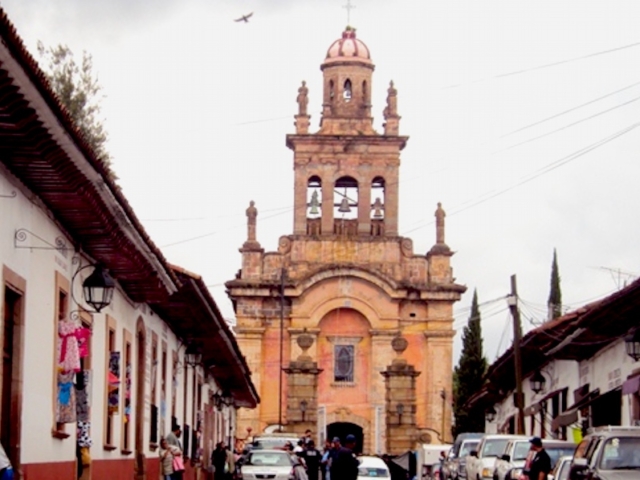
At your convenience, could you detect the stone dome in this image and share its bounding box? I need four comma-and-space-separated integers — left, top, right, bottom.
324, 27, 372, 66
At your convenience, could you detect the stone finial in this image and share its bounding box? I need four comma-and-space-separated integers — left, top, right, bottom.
243, 200, 261, 250
383, 80, 400, 135
384, 81, 398, 119
297, 330, 314, 362
435, 202, 445, 245
391, 333, 409, 367
297, 81, 309, 116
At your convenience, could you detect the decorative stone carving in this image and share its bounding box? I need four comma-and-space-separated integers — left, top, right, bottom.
401, 238, 413, 257
278, 236, 292, 254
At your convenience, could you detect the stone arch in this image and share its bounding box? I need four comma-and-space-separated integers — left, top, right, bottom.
310, 296, 380, 330
296, 265, 399, 298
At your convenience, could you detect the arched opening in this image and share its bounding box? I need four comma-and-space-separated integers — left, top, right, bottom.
307, 176, 322, 218
327, 422, 363, 454
334, 175, 358, 217
362, 80, 368, 103
371, 177, 385, 236
329, 80, 335, 101
307, 176, 322, 235
343, 79, 352, 102
135, 318, 147, 477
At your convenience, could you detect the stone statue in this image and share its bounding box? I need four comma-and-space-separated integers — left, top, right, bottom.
435, 202, 445, 245
297, 80, 309, 116
246, 200, 257, 242
384, 80, 398, 119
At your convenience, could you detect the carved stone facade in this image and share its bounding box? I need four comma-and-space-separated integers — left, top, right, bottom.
227, 27, 465, 452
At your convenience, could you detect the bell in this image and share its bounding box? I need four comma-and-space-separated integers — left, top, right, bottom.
373, 197, 384, 219
309, 190, 320, 215
338, 196, 351, 213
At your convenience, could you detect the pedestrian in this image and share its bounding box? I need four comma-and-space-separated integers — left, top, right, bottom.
522, 437, 551, 480
301, 439, 321, 480
330, 434, 359, 480
212, 441, 235, 480
166, 424, 183, 451
321, 439, 332, 480
159, 438, 177, 480
0, 441, 13, 480
438, 450, 446, 480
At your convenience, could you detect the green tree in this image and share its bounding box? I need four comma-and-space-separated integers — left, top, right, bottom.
548, 249, 562, 320
453, 289, 488, 435
37, 42, 114, 175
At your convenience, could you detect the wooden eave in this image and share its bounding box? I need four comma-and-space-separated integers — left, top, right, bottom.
153, 267, 259, 408
0, 9, 177, 302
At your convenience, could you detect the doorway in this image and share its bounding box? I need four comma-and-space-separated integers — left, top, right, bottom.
2, 282, 23, 476
327, 422, 363, 454
135, 318, 146, 479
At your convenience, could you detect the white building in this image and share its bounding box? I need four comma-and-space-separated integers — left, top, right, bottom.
0, 9, 258, 480
468, 279, 640, 442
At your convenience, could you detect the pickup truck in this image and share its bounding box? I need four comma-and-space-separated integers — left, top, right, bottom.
466, 435, 526, 480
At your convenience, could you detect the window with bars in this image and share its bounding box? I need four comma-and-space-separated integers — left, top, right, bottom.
334, 345, 354, 382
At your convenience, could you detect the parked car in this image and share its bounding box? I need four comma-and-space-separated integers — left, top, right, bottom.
358, 456, 391, 480
240, 449, 295, 480
466, 435, 526, 480
568, 426, 640, 480
496, 439, 575, 480
251, 434, 301, 450
549, 455, 572, 480
444, 435, 482, 480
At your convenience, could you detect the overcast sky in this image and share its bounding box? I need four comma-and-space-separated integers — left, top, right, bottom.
3, 0, 640, 363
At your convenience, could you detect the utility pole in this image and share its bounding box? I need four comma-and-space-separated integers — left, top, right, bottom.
278, 267, 285, 431
507, 274, 525, 434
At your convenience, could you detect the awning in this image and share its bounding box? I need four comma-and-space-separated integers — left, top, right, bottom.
551, 388, 601, 431
622, 374, 640, 395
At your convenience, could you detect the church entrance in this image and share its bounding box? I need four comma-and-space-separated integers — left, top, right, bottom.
327, 422, 363, 454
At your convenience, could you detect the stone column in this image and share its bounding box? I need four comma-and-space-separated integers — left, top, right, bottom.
381, 334, 420, 455
284, 332, 323, 436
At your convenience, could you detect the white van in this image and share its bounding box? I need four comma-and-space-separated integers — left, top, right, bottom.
418, 444, 452, 480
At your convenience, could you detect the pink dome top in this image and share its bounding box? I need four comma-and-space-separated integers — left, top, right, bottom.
324, 28, 372, 65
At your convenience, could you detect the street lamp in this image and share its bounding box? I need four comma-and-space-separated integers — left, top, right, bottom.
529, 370, 546, 394
185, 343, 203, 367
485, 406, 497, 423
300, 399, 308, 422
77, 264, 115, 313
625, 328, 640, 361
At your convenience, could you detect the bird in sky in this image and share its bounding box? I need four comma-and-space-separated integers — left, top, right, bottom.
234, 12, 253, 23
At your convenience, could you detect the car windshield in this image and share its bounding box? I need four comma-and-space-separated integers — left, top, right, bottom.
547, 447, 576, 466
247, 452, 293, 467
598, 437, 640, 470
358, 467, 389, 477
460, 441, 479, 457
482, 439, 509, 458
513, 442, 531, 461
253, 438, 296, 450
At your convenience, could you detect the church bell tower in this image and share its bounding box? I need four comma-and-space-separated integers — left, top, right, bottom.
228, 27, 465, 452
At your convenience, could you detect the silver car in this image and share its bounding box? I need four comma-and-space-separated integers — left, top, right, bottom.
240, 449, 294, 480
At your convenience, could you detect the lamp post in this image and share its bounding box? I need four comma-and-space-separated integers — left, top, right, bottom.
530, 370, 547, 394
185, 343, 202, 367
485, 406, 497, 423
625, 328, 640, 361
72, 263, 116, 313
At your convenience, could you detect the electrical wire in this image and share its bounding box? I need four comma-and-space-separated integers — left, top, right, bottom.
442, 40, 640, 90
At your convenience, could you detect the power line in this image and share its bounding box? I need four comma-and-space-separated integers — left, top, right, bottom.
442, 40, 640, 90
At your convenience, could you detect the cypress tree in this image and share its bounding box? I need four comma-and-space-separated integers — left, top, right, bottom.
548, 249, 562, 320
453, 289, 488, 435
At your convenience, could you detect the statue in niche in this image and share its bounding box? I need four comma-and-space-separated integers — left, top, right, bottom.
297, 80, 309, 116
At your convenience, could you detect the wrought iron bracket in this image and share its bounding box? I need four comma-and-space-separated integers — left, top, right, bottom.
0, 190, 16, 198
14, 228, 71, 257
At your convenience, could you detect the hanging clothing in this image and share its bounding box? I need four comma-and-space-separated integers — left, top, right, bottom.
76, 328, 91, 358
56, 372, 76, 423
77, 421, 92, 448
76, 370, 91, 422
58, 320, 81, 373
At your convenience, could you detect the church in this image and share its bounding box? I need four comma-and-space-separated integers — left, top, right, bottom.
226, 27, 465, 453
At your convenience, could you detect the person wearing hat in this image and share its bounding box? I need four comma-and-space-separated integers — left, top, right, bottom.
330, 434, 359, 480
522, 437, 551, 480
